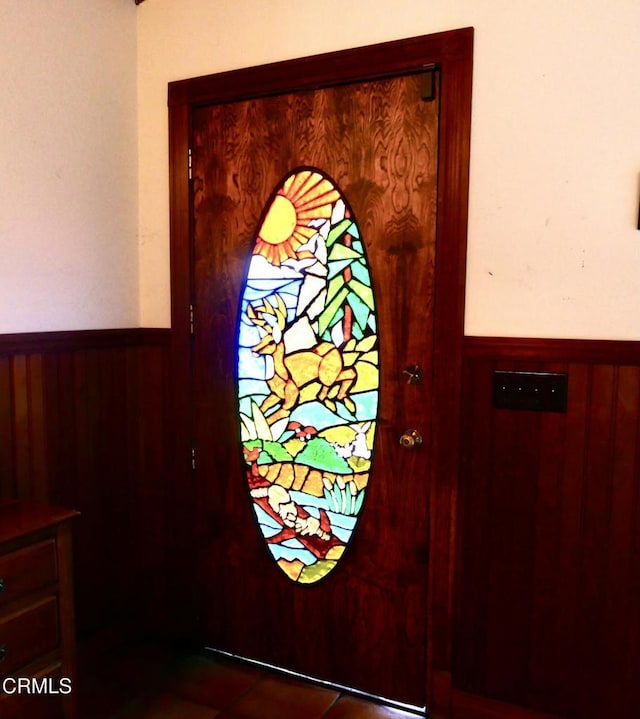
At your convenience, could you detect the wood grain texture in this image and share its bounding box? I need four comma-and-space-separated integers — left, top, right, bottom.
191, 72, 439, 707
454, 336, 640, 719
0, 329, 171, 636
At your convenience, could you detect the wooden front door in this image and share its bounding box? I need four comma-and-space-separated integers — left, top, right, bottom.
168, 30, 472, 712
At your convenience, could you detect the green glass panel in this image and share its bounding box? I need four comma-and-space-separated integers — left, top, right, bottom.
347, 278, 375, 311
347, 290, 372, 332
326, 218, 353, 247
327, 259, 354, 280
326, 275, 346, 306
328, 244, 361, 262
317, 286, 349, 336
350, 258, 372, 286
296, 437, 352, 473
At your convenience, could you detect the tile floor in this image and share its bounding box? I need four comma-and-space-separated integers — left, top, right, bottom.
77, 640, 427, 719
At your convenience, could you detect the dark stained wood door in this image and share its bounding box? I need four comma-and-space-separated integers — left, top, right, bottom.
170, 32, 472, 711
191, 73, 437, 708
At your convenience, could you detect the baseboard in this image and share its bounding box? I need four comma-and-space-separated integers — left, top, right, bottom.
451, 690, 564, 719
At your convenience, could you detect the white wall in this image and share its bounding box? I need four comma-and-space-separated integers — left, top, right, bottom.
138, 0, 640, 339
0, 0, 138, 333
3, 2, 637, 338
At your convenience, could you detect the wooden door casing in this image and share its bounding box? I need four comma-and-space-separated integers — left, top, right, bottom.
168, 28, 473, 713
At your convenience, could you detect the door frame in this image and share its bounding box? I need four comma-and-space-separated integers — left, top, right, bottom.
167, 27, 473, 712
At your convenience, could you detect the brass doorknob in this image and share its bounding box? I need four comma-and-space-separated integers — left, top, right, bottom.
399, 429, 423, 448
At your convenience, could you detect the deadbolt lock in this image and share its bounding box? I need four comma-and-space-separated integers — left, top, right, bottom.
403, 364, 424, 385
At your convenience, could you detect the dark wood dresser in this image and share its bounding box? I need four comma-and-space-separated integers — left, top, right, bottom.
0, 501, 79, 719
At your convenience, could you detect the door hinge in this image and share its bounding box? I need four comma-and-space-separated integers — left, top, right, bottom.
421, 64, 438, 102
191, 447, 197, 471
189, 303, 195, 336
188, 147, 193, 180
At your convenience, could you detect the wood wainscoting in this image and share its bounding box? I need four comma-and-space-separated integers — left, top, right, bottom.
452, 336, 640, 719
0, 329, 172, 638
4, 330, 639, 718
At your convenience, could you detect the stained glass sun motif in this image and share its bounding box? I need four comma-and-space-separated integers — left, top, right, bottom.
236, 167, 379, 584
254, 170, 340, 266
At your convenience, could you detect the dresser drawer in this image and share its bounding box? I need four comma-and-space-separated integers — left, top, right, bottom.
0, 662, 65, 719
0, 540, 57, 608
0, 502, 78, 719
0, 597, 59, 676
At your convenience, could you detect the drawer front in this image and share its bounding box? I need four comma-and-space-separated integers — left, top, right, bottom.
0, 663, 64, 719
0, 540, 57, 608
0, 597, 59, 677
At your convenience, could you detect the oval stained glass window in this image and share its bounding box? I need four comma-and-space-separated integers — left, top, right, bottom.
236, 168, 379, 584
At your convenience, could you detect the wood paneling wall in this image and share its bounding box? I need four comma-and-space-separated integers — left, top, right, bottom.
5, 329, 638, 718
454, 337, 640, 719
0, 329, 171, 636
